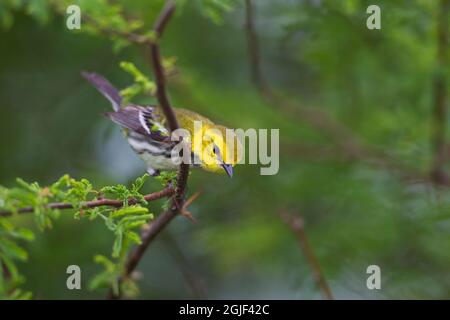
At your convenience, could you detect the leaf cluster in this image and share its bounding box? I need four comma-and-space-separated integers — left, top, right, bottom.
0, 173, 155, 298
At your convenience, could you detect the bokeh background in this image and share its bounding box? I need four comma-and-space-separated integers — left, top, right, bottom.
1, 0, 449, 299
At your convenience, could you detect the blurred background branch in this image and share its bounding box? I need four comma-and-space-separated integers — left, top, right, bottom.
431, 0, 450, 185
162, 232, 207, 299
280, 209, 333, 300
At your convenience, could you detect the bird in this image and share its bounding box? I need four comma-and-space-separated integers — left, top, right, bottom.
81, 71, 239, 178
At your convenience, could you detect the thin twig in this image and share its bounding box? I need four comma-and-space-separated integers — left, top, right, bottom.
279, 210, 333, 300
150, 0, 179, 132
0, 187, 175, 218
179, 191, 202, 223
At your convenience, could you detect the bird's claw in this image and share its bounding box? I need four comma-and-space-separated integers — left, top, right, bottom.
146, 167, 161, 177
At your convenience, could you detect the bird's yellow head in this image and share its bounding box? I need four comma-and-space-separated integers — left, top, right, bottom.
191, 123, 241, 177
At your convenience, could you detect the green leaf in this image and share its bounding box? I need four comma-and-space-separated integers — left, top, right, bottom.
131, 173, 149, 193
86, 207, 101, 220
88, 271, 113, 291
0, 254, 20, 282
125, 231, 142, 245
104, 217, 117, 232
198, 0, 238, 24
117, 214, 153, 226
0, 238, 28, 261
26, 0, 50, 25
93, 255, 116, 272
15, 178, 39, 193
120, 220, 147, 230
110, 205, 149, 218
8, 289, 33, 300
112, 230, 123, 258
119, 61, 156, 103
155, 171, 178, 187
10, 228, 35, 241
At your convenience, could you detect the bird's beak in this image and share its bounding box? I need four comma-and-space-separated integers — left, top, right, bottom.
221, 163, 233, 178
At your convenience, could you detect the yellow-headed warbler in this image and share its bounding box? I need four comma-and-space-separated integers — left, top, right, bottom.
82, 72, 240, 177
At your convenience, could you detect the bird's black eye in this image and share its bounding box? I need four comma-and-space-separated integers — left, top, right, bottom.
213, 145, 219, 155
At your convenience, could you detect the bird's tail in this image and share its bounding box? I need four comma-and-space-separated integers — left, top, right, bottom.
81, 71, 122, 111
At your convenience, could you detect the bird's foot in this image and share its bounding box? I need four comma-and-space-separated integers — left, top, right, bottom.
146, 167, 161, 177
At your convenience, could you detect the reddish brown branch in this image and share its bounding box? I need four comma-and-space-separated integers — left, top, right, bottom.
108, 0, 191, 299
279, 210, 333, 300
0, 187, 175, 218
150, 0, 179, 132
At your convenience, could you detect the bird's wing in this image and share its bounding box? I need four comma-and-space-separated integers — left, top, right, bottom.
82, 71, 122, 112
105, 105, 171, 142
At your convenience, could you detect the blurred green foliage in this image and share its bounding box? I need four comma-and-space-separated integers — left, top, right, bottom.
0, 0, 449, 299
